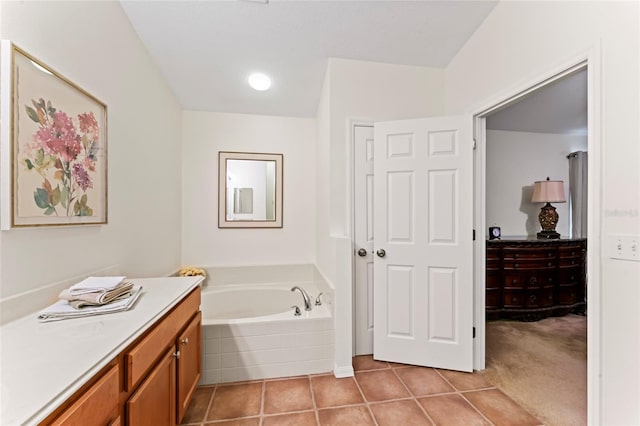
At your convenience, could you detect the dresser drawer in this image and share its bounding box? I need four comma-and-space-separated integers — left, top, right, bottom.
503, 258, 556, 269
558, 284, 580, 305
558, 245, 584, 258
558, 267, 582, 285
503, 247, 556, 260
125, 287, 201, 391
504, 290, 545, 308
540, 287, 555, 307
486, 247, 501, 261
503, 269, 554, 288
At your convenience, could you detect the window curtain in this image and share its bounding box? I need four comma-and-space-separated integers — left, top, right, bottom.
568, 151, 588, 238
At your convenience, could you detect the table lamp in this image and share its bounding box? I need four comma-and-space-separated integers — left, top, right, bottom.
531, 177, 566, 239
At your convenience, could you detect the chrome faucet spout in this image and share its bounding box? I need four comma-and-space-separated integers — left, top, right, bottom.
291, 286, 312, 311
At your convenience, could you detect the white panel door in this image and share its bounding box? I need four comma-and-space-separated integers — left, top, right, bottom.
354, 125, 375, 355
373, 115, 473, 372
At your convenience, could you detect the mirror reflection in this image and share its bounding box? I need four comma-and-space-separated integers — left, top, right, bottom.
218, 152, 283, 228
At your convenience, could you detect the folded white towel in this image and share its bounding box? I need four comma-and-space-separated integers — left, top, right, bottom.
38, 286, 143, 323
69, 276, 127, 295
60, 281, 134, 306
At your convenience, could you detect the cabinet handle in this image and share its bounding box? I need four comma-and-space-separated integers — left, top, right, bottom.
514, 263, 519, 268
173, 350, 181, 359
181, 338, 189, 346
512, 279, 518, 284
547, 262, 553, 267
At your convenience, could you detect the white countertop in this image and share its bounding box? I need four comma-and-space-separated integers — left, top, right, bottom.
0, 276, 203, 426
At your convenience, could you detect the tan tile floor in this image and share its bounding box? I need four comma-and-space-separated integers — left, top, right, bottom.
180, 355, 542, 426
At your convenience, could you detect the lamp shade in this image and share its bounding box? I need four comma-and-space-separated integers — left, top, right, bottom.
531, 178, 566, 203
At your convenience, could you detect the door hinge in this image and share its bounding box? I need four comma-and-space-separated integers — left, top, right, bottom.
473, 327, 476, 338
473, 139, 477, 150
473, 229, 476, 241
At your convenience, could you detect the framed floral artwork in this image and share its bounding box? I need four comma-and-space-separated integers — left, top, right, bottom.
0, 41, 107, 228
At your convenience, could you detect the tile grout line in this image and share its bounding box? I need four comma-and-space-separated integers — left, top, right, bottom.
307, 374, 321, 426
202, 385, 217, 424
259, 379, 266, 425
457, 390, 497, 426
352, 368, 380, 426
432, 369, 496, 426
390, 366, 436, 425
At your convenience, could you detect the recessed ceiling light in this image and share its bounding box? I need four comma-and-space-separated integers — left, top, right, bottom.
248, 73, 271, 91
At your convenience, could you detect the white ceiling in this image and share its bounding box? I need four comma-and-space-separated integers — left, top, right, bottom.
486, 69, 588, 135
120, 0, 498, 117
121, 0, 586, 134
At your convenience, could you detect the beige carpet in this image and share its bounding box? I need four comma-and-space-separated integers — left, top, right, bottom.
481, 314, 587, 426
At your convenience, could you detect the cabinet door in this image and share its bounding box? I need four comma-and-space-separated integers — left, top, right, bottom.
127, 347, 176, 426
176, 312, 202, 423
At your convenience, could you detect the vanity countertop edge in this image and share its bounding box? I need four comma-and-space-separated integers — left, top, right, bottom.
0, 276, 203, 426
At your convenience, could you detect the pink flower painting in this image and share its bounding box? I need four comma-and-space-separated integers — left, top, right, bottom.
23, 98, 101, 217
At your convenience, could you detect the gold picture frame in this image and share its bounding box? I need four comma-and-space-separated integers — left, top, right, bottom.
218, 151, 283, 228
1, 41, 108, 228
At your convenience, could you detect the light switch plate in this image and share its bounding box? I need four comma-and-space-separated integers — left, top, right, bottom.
607, 234, 640, 261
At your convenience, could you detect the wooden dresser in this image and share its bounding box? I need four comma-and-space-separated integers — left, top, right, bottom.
486, 238, 586, 321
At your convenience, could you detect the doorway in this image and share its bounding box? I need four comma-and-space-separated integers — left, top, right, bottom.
478, 67, 589, 425
471, 55, 600, 424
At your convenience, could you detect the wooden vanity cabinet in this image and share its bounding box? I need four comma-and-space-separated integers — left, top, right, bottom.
124, 287, 201, 426
48, 362, 120, 426
126, 347, 176, 426
486, 239, 586, 321
176, 311, 202, 421
40, 286, 201, 426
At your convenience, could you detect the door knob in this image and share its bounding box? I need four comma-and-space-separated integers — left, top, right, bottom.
376, 249, 386, 258
357, 248, 367, 257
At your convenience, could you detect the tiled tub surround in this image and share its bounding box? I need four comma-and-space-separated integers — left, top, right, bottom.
199, 264, 334, 385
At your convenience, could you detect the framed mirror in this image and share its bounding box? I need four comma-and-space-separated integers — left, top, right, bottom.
218, 151, 283, 228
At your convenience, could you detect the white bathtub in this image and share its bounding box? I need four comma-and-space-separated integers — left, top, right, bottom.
201, 284, 331, 323
198, 265, 335, 385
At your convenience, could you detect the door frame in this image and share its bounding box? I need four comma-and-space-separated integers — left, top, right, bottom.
470, 48, 602, 424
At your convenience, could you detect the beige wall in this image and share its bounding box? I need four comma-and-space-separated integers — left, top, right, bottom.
486, 130, 588, 238
181, 111, 316, 267
0, 1, 183, 302
315, 58, 445, 373
445, 2, 640, 423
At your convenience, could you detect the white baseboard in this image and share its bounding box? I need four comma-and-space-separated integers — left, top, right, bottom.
333, 364, 355, 378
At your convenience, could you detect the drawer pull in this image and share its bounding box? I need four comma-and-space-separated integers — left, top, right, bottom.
570, 276, 575, 281
548, 253, 553, 257
514, 254, 519, 258
529, 295, 537, 304
528, 277, 538, 286
548, 278, 553, 283
512, 279, 518, 284
515, 263, 519, 268
181, 338, 189, 346
548, 262, 553, 267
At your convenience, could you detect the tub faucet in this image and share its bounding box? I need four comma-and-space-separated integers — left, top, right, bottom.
291, 286, 312, 311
